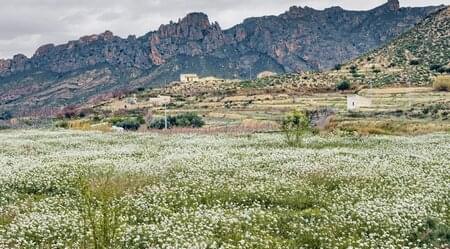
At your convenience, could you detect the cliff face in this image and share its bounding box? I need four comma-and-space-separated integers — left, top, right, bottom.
0, 1, 442, 112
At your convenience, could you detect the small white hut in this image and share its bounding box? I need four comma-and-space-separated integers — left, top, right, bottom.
347, 95, 372, 111
257, 71, 277, 79
180, 74, 199, 83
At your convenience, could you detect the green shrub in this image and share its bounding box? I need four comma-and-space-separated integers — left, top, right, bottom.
54, 120, 69, 129
149, 113, 204, 129
109, 115, 144, 131
115, 119, 141, 131
409, 218, 450, 248
281, 110, 310, 146
336, 80, 351, 91
149, 117, 173, 129
409, 59, 420, 65
175, 113, 205, 128
349, 65, 358, 74
0, 111, 13, 120
430, 64, 442, 71
437, 67, 450, 74
334, 64, 342, 70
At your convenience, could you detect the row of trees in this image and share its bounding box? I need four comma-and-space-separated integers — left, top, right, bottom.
149, 113, 205, 129
109, 112, 206, 131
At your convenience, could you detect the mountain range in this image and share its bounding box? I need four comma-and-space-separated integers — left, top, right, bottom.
0, 0, 443, 113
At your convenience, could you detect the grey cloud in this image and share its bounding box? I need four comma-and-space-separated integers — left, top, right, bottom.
0, 0, 447, 58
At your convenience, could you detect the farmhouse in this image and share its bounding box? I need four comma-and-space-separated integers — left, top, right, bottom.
180, 74, 199, 83
347, 95, 372, 111
257, 71, 277, 79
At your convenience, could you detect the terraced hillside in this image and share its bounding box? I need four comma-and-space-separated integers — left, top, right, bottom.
265, 6, 450, 91
350, 6, 450, 86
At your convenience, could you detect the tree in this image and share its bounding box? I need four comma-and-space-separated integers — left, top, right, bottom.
409, 59, 420, 65
148, 113, 204, 129
349, 65, 358, 74
336, 80, 351, 91
175, 113, 205, 128
281, 110, 310, 146
0, 111, 13, 120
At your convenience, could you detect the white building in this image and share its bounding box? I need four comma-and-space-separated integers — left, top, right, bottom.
149, 95, 171, 106
180, 74, 199, 83
257, 71, 277, 79
347, 95, 372, 111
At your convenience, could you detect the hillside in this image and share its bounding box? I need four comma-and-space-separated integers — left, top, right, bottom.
202, 5, 450, 96
0, 1, 441, 114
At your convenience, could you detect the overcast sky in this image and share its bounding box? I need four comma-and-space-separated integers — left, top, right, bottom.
0, 0, 448, 59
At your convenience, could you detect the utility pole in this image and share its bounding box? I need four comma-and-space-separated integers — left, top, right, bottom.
164, 103, 168, 129
408, 81, 412, 108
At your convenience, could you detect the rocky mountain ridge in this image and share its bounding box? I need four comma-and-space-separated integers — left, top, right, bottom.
0, 1, 443, 113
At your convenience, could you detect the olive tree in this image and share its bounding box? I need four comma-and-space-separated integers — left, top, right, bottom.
281, 110, 310, 146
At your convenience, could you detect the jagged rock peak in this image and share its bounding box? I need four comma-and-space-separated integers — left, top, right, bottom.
287, 6, 315, 14
381, 0, 400, 11
34, 44, 55, 57
180, 12, 211, 28
79, 30, 114, 43
156, 12, 221, 40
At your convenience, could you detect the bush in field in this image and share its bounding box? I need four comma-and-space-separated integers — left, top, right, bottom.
0, 111, 12, 120
433, 75, 450, 91
409, 59, 420, 65
57, 105, 79, 119
54, 120, 69, 129
281, 110, 310, 146
149, 113, 204, 129
110, 116, 144, 131
149, 117, 173, 129
336, 80, 351, 91
114, 119, 141, 131
430, 64, 443, 71
175, 113, 205, 128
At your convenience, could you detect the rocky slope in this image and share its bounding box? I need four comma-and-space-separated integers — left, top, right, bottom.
0, 0, 441, 113
159, 6, 450, 99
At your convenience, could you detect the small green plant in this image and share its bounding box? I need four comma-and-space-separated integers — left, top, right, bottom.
336, 80, 351, 91
54, 120, 69, 129
334, 64, 342, 70
409, 218, 450, 248
77, 176, 122, 249
281, 110, 310, 146
409, 59, 420, 65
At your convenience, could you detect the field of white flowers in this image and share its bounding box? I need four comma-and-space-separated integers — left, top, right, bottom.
0, 130, 449, 249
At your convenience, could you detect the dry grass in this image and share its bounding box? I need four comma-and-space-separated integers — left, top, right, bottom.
69, 120, 112, 132
334, 120, 450, 135
433, 75, 450, 92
